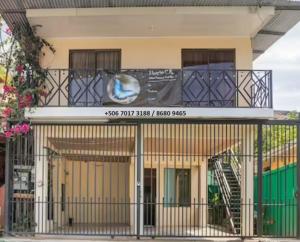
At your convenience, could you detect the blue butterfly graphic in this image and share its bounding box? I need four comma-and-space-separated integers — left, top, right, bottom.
113, 79, 138, 100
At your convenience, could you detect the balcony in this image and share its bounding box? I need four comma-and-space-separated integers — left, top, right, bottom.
32, 69, 272, 109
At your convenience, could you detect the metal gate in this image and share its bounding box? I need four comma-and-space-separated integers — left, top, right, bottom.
4, 120, 300, 238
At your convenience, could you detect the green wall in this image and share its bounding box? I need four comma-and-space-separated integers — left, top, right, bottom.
254, 163, 297, 237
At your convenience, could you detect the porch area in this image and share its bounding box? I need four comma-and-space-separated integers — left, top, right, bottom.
6, 121, 298, 238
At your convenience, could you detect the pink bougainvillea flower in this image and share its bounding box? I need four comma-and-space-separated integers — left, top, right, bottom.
24, 94, 33, 106
18, 94, 32, 108
2, 107, 12, 118
16, 64, 24, 74
20, 123, 30, 134
3, 123, 31, 139
4, 131, 13, 138
18, 75, 25, 83
18, 99, 26, 109
3, 85, 16, 94
12, 126, 22, 134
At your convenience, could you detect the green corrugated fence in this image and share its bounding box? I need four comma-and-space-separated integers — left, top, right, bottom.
254, 163, 297, 237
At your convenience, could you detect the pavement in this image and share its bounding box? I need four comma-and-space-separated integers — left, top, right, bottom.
0, 236, 300, 242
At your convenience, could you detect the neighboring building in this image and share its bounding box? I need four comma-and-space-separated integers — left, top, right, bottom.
273, 110, 299, 120
0, 0, 300, 240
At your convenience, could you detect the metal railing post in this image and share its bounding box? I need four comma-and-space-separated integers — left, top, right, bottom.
270, 70, 273, 109
257, 124, 263, 237
4, 129, 12, 234
136, 123, 142, 239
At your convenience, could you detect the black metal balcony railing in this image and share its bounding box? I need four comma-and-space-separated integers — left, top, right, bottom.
32, 69, 272, 108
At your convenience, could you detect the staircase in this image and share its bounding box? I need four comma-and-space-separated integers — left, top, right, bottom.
212, 150, 241, 234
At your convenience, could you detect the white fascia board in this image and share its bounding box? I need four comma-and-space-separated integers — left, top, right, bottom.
25, 107, 274, 122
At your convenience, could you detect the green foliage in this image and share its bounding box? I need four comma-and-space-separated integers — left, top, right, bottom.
261, 125, 296, 154
211, 193, 221, 205
0, 22, 55, 137
12, 24, 55, 72
287, 111, 299, 120
255, 112, 298, 154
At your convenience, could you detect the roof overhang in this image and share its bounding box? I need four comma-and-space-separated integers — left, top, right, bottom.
25, 6, 274, 38
1, 0, 300, 59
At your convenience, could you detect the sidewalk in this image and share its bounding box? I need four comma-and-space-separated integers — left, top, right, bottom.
1, 236, 300, 242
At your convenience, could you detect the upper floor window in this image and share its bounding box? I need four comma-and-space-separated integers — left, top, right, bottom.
182, 49, 235, 70
181, 49, 236, 107
68, 50, 121, 106
70, 49, 121, 71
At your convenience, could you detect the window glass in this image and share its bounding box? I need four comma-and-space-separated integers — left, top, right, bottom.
96, 50, 121, 71
69, 50, 121, 106
70, 51, 95, 70
208, 50, 235, 69
182, 49, 236, 107
182, 49, 235, 70
164, 168, 191, 207
182, 49, 209, 70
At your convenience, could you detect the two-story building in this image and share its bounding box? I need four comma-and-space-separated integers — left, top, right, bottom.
1, 0, 300, 240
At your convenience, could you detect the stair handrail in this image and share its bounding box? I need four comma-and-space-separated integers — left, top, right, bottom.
214, 157, 231, 204
213, 157, 237, 234
229, 149, 241, 186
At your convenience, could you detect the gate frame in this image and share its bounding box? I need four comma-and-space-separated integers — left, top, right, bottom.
297, 118, 300, 239
4, 118, 300, 239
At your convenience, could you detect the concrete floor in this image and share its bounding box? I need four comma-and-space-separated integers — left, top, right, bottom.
50, 224, 232, 237
1, 225, 299, 242
1, 236, 300, 242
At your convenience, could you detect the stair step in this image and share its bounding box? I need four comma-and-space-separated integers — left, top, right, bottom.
213, 159, 243, 235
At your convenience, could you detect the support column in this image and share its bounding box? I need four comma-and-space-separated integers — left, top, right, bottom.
199, 160, 207, 227
257, 124, 263, 237
240, 125, 255, 237
34, 127, 49, 233
129, 156, 136, 233
136, 124, 143, 238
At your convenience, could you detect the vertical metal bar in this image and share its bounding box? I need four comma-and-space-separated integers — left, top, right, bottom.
269, 70, 273, 109
236, 70, 239, 107
296, 119, 300, 239
4, 134, 11, 234
257, 124, 263, 237
136, 123, 142, 239
181, 69, 184, 106
58, 70, 61, 106
208, 70, 211, 106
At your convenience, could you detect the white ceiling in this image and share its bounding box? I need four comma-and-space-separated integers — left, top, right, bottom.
27, 6, 275, 38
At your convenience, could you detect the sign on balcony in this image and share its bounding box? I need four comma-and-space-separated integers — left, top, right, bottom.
68, 69, 182, 107
107, 74, 141, 104
37, 69, 272, 109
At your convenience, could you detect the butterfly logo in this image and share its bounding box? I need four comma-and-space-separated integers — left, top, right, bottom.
112, 78, 138, 100
108, 74, 140, 104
